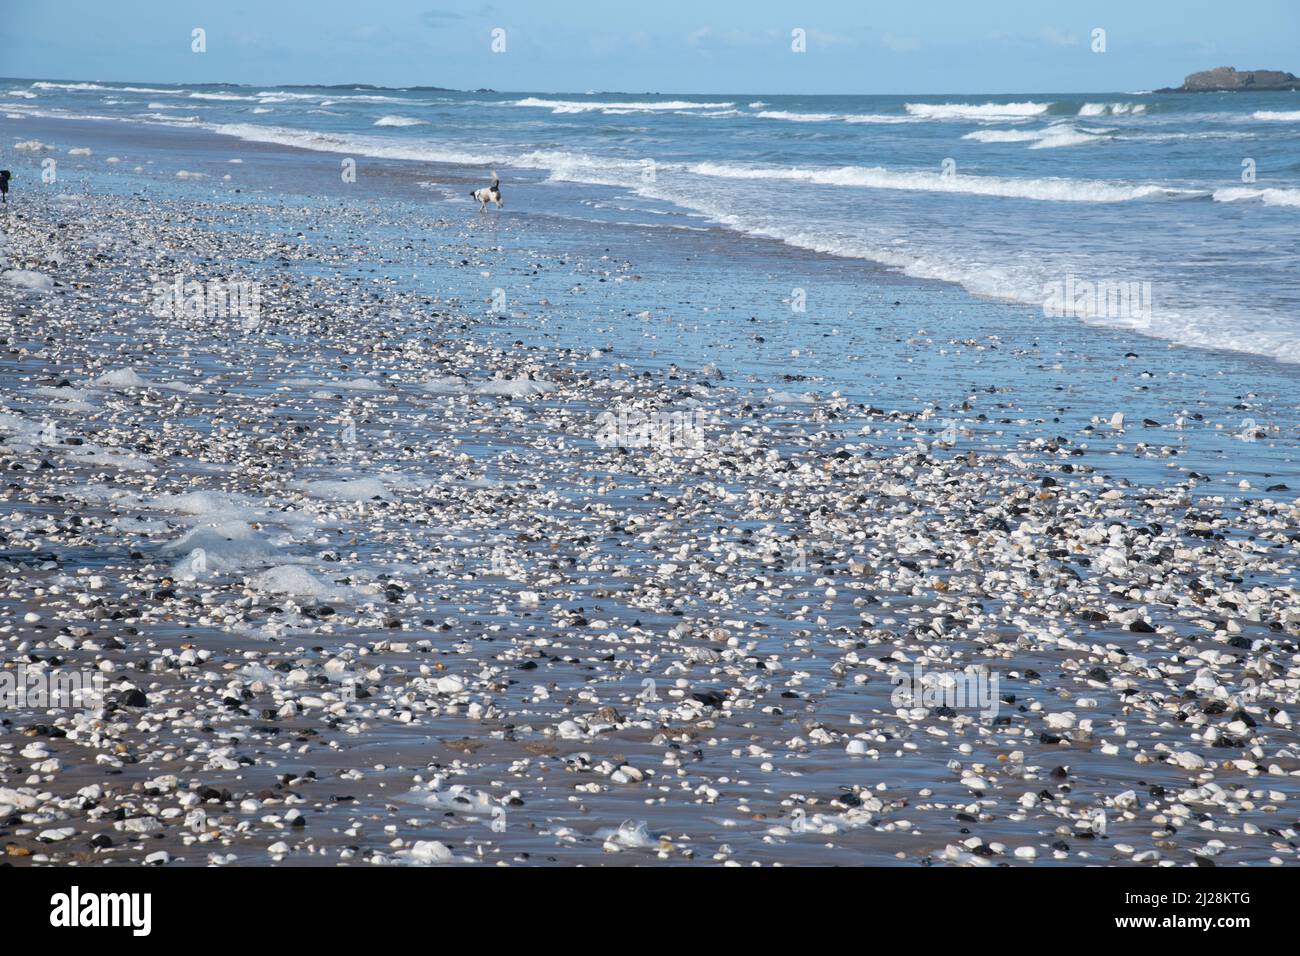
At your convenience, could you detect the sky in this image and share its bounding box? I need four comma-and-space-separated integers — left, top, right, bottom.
2, 0, 1297, 94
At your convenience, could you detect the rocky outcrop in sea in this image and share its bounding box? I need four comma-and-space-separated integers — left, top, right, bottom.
1159, 66, 1300, 92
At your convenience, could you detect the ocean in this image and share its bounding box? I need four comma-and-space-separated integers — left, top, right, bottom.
5, 77, 1300, 363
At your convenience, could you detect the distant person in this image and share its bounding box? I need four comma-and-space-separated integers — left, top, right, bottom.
0, 170, 10, 205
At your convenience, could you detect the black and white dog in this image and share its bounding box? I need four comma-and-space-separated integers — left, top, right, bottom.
471, 171, 503, 212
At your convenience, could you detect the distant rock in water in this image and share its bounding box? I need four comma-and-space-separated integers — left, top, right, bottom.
1159, 66, 1300, 93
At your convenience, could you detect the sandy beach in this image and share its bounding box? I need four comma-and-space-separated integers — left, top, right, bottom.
1, 105, 1298, 867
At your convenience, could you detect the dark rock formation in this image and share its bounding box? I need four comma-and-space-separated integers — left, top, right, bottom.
1158, 66, 1300, 93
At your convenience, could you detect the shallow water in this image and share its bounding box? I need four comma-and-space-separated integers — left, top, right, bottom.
0, 107, 1298, 867
6, 78, 1300, 362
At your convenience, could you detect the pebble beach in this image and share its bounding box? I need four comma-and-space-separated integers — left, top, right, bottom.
2, 107, 1299, 868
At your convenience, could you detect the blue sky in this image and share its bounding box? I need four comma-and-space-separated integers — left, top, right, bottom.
2, 0, 1297, 94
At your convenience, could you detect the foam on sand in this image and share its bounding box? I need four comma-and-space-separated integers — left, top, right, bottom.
248, 565, 348, 600
89, 368, 198, 392
764, 390, 818, 405
2, 269, 55, 291
393, 840, 472, 865
420, 375, 470, 395
160, 521, 294, 574
474, 376, 559, 397
595, 820, 659, 849
92, 368, 150, 388
296, 478, 391, 501
151, 490, 273, 520
30, 385, 97, 410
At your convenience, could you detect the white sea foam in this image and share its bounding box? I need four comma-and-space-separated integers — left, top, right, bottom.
253, 91, 323, 101
514, 97, 735, 113
904, 101, 1052, 122
962, 123, 1111, 148
195, 120, 1163, 207
160, 522, 291, 574
420, 376, 470, 394
755, 110, 840, 122
396, 841, 462, 865
689, 161, 1199, 203
1212, 187, 1300, 208
188, 92, 260, 102
246, 565, 358, 602
2, 269, 55, 291
757, 110, 916, 124
373, 115, 427, 127
90, 368, 198, 392
700, 210, 1300, 363
324, 93, 415, 105
4, 103, 122, 123
296, 478, 391, 500
140, 112, 198, 122
31, 81, 110, 91
475, 376, 558, 397
961, 129, 1041, 143
1029, 124, 1113, 149
595, 821, 657, 849
204, 122, 502, 166
152, 491, 268, 520
1078, 102, 1146, 116
843, 113, 918, 124
31, 385, 97, 410
1252, 110, 1300, 121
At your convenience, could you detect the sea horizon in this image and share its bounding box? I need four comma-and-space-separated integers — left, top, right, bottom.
7, 72, 1299, 364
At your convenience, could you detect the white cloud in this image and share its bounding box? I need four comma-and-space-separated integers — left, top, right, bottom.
1039, 26, 1081, 47
880, 33, 921, 53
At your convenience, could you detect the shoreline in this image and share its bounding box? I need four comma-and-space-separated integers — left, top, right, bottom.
6, 109, 1300, 384
1, 125, 1299, 867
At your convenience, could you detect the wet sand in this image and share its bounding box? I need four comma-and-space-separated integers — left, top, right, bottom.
1, 122, 1299, 866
